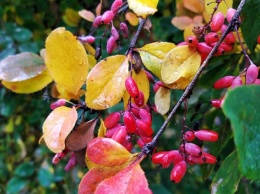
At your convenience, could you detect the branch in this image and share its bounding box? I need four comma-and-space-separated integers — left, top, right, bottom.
142, 0, 247, 155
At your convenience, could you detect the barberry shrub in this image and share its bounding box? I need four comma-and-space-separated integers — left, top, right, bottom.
0, 0, 260, 193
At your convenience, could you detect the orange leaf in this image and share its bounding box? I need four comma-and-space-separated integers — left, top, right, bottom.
125, 12, 139, 26
183, 0, 204, 13
42, 106, 77, 153
171, 16, 193, 30
78, 10, 95, 22
95, 163, 152, 194
95, 1, 102, 16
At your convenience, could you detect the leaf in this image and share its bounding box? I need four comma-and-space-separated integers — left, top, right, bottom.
171, 16, 193, 30
128, 0, 159, 18
205, 0, 232, 17
42, 106, 78, 153
98, 118, 107, 137
86, 137, 138, 167
137, 42, 176, 79
95, 163, 152, 194
125, 12, 139, 26
7, 177, 29, 194
161, 45, 201, 89
123, 69, 150, 108
14, 162, 35, 177
155, 87, 171, 115
2, 69, 53, 93
65, 118, 97, 151
183, 0, 204, 13
78, 9, 95, 22
62, 8, 81, 27
45, 27, 89, 99
222, 85, 260, 180
241, 0, 260, 55
86, 55, 128, 110
74, 148, 87, 168
211, 151, 242, 194
0, 52, 45, 82
13, 27, 33, 42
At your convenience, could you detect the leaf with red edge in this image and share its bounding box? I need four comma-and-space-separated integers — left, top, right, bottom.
41, 106, 77, 153
95, 162, 152, 194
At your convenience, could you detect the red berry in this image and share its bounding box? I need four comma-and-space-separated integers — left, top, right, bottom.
152, 151, 173, 168
198, 42, 212, 55
213, 76, 236, 89
112, 126, 127, 144
194, 129, 218, 142
136, 119, 153, 137
168, 150, 184, 165
78, 35, 95, 44
201, 152, 217, 164
185, 36, 198, 47
125, 76, 139, 98
211, 98, 223, 108
255, 79, 260, 85
183, 143, 202, 156
170, 161, 187, 183
104, 112, 121, 129
139, 133, 153, 143
106, 36, 117, 54
120, 22, 129, 39
105, 124, 122, 138
224, 32, 236, 45
101, 10, 114, 24
184, 131, 195, 142
123, 111, 137, 134
139, 108, 152, 126
231, 76, 243, 88
137, 138, 145, 148
50, 99, 66, 110
65, 152, 77, 171
153, 82, 161, 93
220, 24, 228, 34
187, 155, 205, 165
111, 0, 123, 14
211, 12, 225, 32
134, 91, 145, 107
258, 35, 260, 44
152, 151, 167, 164
246, 63, 259, 85
121, 136, 133, 151
144, 70, 155, 82
93, 16, 102, 28
52, 149, 69, 164
205, 32, 219, 44
111, 25, 119, 40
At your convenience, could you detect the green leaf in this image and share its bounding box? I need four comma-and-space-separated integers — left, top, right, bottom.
211, 151, 242, 194
7, 177, 29, 194
37, 168, 54, 188
222, 85, 260, 180
13, 27, 33, 42
241, 0, 260, 55
14, 162, 35, 177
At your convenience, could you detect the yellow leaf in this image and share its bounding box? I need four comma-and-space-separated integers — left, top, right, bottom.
88, 54, 97, 70
161, 45, 201, 89
205, 0, 233, 17
45, 27, 89, 99
42, 106, 77, 153
98, 118, 107, 137
2, 70, 53, 93
155, 87, 171, 115
123, 69, 150, 109
125, 12, 139, 26
183, 0, 204, 13
62, 8, 81, 27
137, 42, 176, 79
128, 0, 159, 18
86, 55, 128, 110
78, 9, 95, 22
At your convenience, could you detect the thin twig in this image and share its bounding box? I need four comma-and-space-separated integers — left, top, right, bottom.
142, 0, 247, 155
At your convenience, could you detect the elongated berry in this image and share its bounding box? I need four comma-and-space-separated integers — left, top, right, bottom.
120, 22, 129, 39
125, 76, 139, 98
139, 133, 152, 143
187, 155, 204, 165
112, 126, 127, 144
121, 136, 133, 151
198, 42, 212, 55
194, 129, 218, 142
183, 143, 202, 156
111, 0, 123, 14
246, 63, 259, 85
205, 32, 219, 44
186, 36, 198, 47
93, 16, 102, 28
101, 10, 114, 24
105, 124, 122, 138
231, 76, 243, 88
52, 149, 69, 164
213, 47, 225, 56
224, 32, 236, 45
226, 8, 240, 23
139, 108, 152, 126
111, 25, 119, 40
50, 99, 66, 110
123, 111, 137, 133
134, 91, 145, 107
144, 70, 155, 82
211, 98, 223, 108
137, 138, 145, 148
170, 161, 187, 183
168, 150, 184, 165
201, 152, 217, 164
152, 151, 167, 164
106, 36, 117, 54
104, 112, 121, 129
211, 12, 225, 32
258, 35, 260, 44
184, 131, 195, 142
136, 119, 153, 137
255, 79, 260, 85
78, 35, 95, 44
65, 152, 77, 171
213, 76, 236, 89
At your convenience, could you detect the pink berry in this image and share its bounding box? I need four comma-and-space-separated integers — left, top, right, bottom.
111, 0, 123, 14
93, 16, 102, 28
112, 126, 127, 144
120, 22, 128, 39
194, 129, 218, 142
125, 76, 139, 98
186, 36, 198, 47
134, 91, 145, 107
101, 10, 114, 24
104, 112, 121, 129
105, 124, 122, 138
213, 76, 236, 89
50, 99, 66, 110
211, 12, 225, 32
201, 152, 217, 164
106, 36, 117, 54
246, 63, 259, 85
65, 152, 77, 171
170, 161, 187, 183
184, 131, 195, 142
187, 155, 205, 165
123, 111, 137, 134
224, 32, 236, 45
226, 8, 240, 23
205, 32, 219, 44
139, 108, 152, 126
198, 42, 212, 55
144, 70, 155, 82
111, 25, 119, 40
168, 150, 184, 165
136, 119, 153, 137
77, 35, 95, 44
183, 143, 202, 156
231, 76, 243, 88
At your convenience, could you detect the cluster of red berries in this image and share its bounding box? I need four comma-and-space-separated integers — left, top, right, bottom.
180, 8, 240, 62
152, 129, 218, 183
104, 75, 154, 151
77, 0, 129, 55
211, 62, 259, 108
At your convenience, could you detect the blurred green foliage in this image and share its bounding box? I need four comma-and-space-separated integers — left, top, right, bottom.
1, 0, 260, 194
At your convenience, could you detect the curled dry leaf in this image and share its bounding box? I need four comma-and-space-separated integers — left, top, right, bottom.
161, 45, 201, 89
128, 0, 159, 18
155, 87, 171, 115
65, 118, 98, 151
42, 106, 77, 153
86, 55, 128, 110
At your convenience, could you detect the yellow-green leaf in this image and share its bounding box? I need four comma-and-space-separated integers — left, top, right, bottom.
62, 8, 81, 27
137, 42, 176, 79
155, 87, 171, 115
86, 55, 128, 110
98, 118, 107, 137
2, 70, 53, 93
0, 52, 45, 82
42, 106, 77, 153
205, 0, 233, 16
161, 45, 201, 89
128, 0, 159, 18
45, 27, 89, 99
